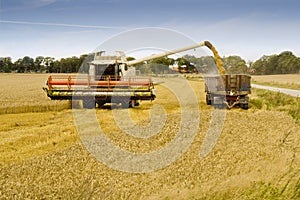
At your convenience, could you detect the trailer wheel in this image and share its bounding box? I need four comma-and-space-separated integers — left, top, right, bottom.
241, 103, 249, 110
206, 94, 212, 105
214, 104, 226, 109
83, 98, 96, 109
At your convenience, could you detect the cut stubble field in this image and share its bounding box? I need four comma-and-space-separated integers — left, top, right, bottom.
252, 74, 300, 90
0, 73, 299, 199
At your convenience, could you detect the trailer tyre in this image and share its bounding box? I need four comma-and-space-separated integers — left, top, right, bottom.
241, 103, 249, 110
214, 103, 226, 109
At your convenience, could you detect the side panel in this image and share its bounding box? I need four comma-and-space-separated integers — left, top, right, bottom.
205, 74, 251, 94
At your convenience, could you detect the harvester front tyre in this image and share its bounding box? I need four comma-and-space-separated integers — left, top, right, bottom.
129, 100, 139, 108
206, 94, 212, 105
96, 100, 106, 108
83, 98, 96, 109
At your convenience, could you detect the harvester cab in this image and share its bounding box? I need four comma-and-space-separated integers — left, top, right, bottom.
88, 51, 136, 81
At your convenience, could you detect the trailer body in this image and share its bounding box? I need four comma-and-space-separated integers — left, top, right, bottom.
204, 74, 251, 109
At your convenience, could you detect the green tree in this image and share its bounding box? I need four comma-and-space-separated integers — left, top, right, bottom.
0, 57, 13, 72
52, 60, 61, 73
183, 55, 218, 74
22, 56, 34, 73
149, 57, 174, 74
277, 51, 300, 74
59, 56, 81, 73
13, 56, 34, 73
34, 56, 45, 72
252, 55, 270, 75
44, 57, 55, 73
175, 57, 196, 73
252, 52, 300, 75
78, 54, 90, 73
223, 56, 248, 74
14, 58, 22, 72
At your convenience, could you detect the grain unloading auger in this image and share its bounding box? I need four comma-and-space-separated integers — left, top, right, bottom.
43, 41, 250, 109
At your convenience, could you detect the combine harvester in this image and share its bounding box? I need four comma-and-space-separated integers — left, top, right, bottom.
43, 41, 251, 109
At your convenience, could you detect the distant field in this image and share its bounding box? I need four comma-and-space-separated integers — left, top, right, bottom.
0, 73, 299, 199
252, 74, 300, 90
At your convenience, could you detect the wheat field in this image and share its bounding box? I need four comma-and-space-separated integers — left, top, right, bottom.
0, 73, 70, 114
252, 74, 300, 90
0, 73, 299, 199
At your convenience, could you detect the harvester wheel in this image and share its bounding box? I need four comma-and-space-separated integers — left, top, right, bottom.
129, 102, 135, 108
206, 94, 212, 105
96, 100, 106, 108
129, 100, 139, 108
83, 98, 96, 109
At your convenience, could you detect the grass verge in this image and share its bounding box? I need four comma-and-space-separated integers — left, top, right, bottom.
250, 88, 300, 122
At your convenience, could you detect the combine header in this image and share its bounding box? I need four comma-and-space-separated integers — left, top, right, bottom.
44, 75, 155, 108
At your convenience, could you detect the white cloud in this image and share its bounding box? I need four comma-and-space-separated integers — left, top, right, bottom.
0, 20, 127, 29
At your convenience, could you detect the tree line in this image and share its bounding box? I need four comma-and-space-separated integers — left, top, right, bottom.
251, 51, 300, 75
0, 51, 299, 74
0, 55, 89, 73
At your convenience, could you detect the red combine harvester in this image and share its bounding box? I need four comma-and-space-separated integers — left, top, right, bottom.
43, 50, 157, 108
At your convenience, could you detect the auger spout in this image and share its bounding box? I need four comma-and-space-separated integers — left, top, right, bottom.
127, 40, 226, 75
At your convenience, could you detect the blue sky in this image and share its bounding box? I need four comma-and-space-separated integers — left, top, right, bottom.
0, 0, 299, 61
